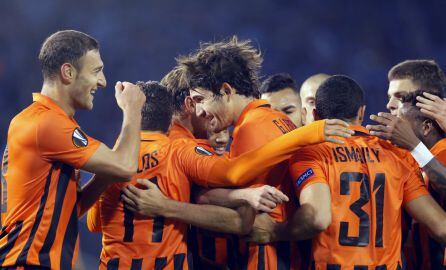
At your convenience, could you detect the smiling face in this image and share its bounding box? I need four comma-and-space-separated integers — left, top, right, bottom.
70, 50, 106, 110
208, 128, 229, 155
189, 87, 234, 132
261, 88, 302, 127
387, 78, 419, 116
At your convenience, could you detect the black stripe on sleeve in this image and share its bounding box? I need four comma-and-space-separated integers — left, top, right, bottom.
257, 244, 265, 270
276, 241, 290, 270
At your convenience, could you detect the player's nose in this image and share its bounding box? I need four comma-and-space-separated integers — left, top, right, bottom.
386, 98, 397, 115
97, 72, 107, 88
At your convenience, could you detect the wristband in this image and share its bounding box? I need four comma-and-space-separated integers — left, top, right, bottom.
410, 142, 434, 168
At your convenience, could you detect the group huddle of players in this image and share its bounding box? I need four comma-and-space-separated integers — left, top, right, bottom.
1, 29, 446, 270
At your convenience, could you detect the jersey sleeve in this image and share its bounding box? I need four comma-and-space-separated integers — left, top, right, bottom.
289, 146, 328, 198
402, 166, 429, 205
174, 141, 220, 187
36, 112, 101, 168
177, 120, 327, 188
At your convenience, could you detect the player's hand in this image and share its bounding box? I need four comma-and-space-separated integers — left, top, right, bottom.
324, 119, 354, 144
121, 179, 168, 218
416, 92, 446, 132
245, 213, 278, 244
241, 185, 289, 213
366, 112, 420, 150
115, 81, 146, 112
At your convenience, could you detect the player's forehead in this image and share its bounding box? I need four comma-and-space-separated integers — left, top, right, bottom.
387, 79, 419, 97
190, 87, 213, 98
77, 49, 103, 70
262, 88, 300, 108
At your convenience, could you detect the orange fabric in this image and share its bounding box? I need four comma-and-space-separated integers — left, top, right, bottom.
406, 137, 446, 270
87, 200, 101, 233
0, 93, 100, 269
94, 126, 326, 269
289, 125, 429, 269
229, 99, 298, 270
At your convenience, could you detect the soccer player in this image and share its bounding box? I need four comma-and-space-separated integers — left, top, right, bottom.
260, 73, 303, 127
161, 66, 291, 269
300, 73, 330, 125
179, 37, 351, 270
250, 75, 446, 269
0, 30, 146, 270
386, 59, 446, 116
207, 129, 230, 156
91, 81, 351, 269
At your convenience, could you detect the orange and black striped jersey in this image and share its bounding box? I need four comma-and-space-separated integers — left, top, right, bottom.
89, 121, 328, 270
0, 93, 100, 270
405, 137, 446, 270
290, 126, 429, 270
228, 99, 298, 270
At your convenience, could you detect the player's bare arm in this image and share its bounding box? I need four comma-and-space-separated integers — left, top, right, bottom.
416, 92, 446, 132
248, 183, 331, 243
405, 195, 446, 243
78, 82, 145, 214
367, 112, 446, 190
82, 81, 145, 178
122, 179, 255, 235
195, 186, 289, 213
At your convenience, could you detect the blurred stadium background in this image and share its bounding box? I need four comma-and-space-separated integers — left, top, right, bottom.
1, 0, 446, 268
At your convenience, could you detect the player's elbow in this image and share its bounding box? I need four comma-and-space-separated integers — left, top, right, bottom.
431, 221, 446, 244
114, 163, 137, 180
311, 213, 331, 233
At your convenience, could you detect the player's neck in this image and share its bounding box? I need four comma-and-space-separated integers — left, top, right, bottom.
424, 134, 444, 149
232, 95, 255, 124
172, 114, 194, 135
41, 81, 76, 117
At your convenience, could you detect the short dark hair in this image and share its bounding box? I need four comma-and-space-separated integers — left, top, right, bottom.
160, 67, 190, 114
388, 60, 446, 93
138, 81, 173, 133
402, 90, 445, 136
179, 36, 262, 98
39, 30, 99, 79
259, 73, 297, 94
316, 75, 365, 120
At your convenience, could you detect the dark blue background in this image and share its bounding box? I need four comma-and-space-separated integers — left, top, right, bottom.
1, 0, 445, 268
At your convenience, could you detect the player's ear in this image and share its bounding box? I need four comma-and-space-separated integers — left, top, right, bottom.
184, 96, 195, 114
220, 83, 234, 99
422, 119, 434, 137
60, 63, 76, 84
301, 107, 307, 126
357, 106, 366, 123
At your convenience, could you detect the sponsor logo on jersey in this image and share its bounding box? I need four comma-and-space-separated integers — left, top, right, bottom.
72, 128, 88, 148
195, 146, 213, 156
296, 168, 314, 187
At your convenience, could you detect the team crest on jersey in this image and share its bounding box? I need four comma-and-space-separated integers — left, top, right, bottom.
72, 128, 88, 148
195, 146, 213, 156
296, 168, 314, 187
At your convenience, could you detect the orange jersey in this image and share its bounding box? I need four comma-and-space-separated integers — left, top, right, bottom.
290, 126, 429, 270
0, 93, 100, 269
406, 138, 446, 270
92, 124, 328, 270
229, 100, 297, 270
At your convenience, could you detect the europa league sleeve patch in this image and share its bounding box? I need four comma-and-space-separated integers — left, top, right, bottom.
72, 128, 89, 148
296, 168, 314, 187
195, 146, 213, 156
